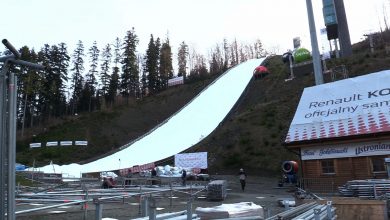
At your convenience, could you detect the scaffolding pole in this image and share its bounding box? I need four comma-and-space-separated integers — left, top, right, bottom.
0, 39, 46, 220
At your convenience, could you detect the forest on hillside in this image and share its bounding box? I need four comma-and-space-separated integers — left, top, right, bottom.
0, 28, 268, 138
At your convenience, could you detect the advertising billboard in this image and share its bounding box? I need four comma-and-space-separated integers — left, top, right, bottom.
286, 70, 390, 143
174, 152, 207, 168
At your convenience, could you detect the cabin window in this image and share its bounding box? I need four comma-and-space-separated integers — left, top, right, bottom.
371, 156, 386, 173
321, 159, 335, 174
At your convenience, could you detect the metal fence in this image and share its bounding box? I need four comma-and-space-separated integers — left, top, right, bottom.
298, 177, 351, 194
15, 178, 208, 220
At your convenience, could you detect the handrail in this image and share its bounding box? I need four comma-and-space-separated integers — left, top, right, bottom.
15, 199, 87, 215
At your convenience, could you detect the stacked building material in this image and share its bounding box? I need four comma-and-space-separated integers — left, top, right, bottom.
207, 180, 227, 201
195, 202, 263, 219
338, 179, 390, 198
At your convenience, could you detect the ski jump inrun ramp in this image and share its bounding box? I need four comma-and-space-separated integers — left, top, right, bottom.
35, 58, 265, 177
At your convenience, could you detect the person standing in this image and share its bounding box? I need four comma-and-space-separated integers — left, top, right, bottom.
181, 169, 187, 186
102, 177, 114, 189
151, 168, 158, 185
151, 168, 157, 177
102, 177, 109, 189
239, 168, 247, 192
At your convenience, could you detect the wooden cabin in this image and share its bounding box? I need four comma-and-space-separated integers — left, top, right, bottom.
285, 70, 390, 192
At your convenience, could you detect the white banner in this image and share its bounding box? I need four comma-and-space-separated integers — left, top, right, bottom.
30, 143, 41, 148
168, 76, 184, 87
75, 141, 88, 146
302, 140, 390, 160
174, 152, 207, 169
46, 141, 58, 147
286, 70, 390, 143
293, 70, 390, 124
60, 141, 73, 146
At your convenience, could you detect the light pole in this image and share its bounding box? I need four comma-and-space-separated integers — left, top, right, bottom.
305, 0, 324, 85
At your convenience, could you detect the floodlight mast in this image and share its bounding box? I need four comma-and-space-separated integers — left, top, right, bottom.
305, 0, 324, 85
0, 39, 47, 220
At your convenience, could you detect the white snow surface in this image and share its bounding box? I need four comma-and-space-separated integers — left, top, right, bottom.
31, 58, 265, 177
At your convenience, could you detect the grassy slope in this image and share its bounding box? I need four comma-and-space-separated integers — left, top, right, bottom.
16, 77, 217, 167
17, 35, 390, 175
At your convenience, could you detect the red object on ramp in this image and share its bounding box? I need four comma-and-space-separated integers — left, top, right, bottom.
253, 65, 269, 79
255, 65, 268, 73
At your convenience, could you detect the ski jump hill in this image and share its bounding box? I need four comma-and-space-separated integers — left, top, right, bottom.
33, 58, 266, 177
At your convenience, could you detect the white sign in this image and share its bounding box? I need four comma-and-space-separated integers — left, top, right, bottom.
60, 141, 73, 146
168, 76, 184, 87
30, 143, 41, 148
301, 140, 390, 160
46, 141, 58, 147
293, 71, 390, 123
286, 70, 390, 143
75, 141, 88, 146
174, 152, 207, 169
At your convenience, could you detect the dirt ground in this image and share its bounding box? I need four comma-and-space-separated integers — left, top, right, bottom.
15, 175, 297, 220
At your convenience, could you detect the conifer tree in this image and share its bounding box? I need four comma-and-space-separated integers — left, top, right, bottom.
44, 47, 62, 117
85, 41, 99, 112
107, 37, 122, 106
140, 56, 148, 97
108, 71, 119, 105
36, 44, 52, 121
57, 43, 70, 104
121, 28, 139, 102
70, 40, 85, 115
87, 41, 99, 88
100, 43, 112, 98
145, 35, 161, 94
19, 47, 42, 134
47, 43, 70, 117
159, 37, 173, 89
58, 43, 70, 80
177, 41, 188, 78
154, 38, 161, 91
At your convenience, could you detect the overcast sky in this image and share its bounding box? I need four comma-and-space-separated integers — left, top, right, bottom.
2, 0, 389, 63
